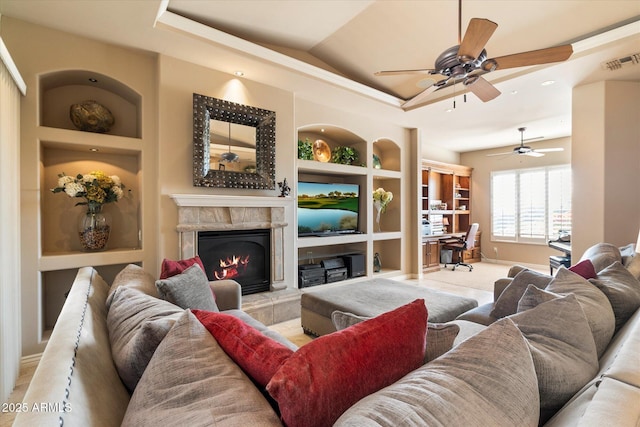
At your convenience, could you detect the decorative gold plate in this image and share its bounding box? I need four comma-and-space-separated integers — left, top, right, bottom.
313, 139, 331, 162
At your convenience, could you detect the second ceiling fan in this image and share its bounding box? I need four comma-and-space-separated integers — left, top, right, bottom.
487, 127, 564, 158
375, 0, 573, 110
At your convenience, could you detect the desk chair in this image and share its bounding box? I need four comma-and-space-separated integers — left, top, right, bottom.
442, 223, 479, 271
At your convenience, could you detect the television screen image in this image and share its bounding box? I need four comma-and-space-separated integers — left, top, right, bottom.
298, 181, 360, 236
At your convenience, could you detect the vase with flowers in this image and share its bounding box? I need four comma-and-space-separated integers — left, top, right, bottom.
372, 187, 393, 232
51, 171, 126, 251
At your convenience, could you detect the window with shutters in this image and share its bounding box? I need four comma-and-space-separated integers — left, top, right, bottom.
491, 165, 571, 244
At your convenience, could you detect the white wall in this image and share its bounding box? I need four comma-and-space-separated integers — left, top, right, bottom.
0, 35, 24, 403
572, 80, 640, 258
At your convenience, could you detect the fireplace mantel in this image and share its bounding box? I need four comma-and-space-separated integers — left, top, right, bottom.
170, 194, 291, 291
170, 194, 292, 208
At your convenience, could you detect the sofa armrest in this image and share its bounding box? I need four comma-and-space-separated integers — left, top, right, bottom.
210, 280, 242, 311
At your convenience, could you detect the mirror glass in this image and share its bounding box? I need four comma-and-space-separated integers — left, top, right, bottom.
193, 93, 276, 189
209, 120, 257, 173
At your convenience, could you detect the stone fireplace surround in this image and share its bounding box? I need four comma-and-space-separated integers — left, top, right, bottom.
170, 194, 299, 325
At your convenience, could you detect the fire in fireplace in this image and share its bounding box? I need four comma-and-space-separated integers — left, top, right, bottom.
197, 229, 271, 295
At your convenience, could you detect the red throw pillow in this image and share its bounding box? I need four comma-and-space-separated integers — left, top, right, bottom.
569, 259, 597, 280
192, 309, 294, 388
266, 299, 428, 427
159, 256, 206, 279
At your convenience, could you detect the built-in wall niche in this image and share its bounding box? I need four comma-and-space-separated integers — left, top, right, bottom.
372, 176, 401, 233
42, 264, 131, 333
40, 70, 141, 138
298, 125, 366, 166
372, 239, 402, 274
298, 242, 367, 266
372, 138, 401, 172
40, 143, 141, 254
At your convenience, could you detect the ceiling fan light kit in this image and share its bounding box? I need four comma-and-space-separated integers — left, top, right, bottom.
377, 0, 573, 111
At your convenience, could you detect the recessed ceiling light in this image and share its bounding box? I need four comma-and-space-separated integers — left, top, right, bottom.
88, 78, 98, 83
320, 128, 325, 132
89, 148, 99, 152
510, 90, 518, 95
445, 109, 453, 113
234, 71, 244, 77
541, 80, 555, 86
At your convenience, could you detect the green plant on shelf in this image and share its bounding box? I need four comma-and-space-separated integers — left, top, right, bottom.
331, 146, 359, 165
298, 138, 313, 160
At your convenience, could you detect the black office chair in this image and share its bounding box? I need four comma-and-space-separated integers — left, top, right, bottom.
443, 223, 479, 271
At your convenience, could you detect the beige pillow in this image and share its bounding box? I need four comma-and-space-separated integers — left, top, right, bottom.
490, 269, 552, 318
331, 310, 460, 363
546, 267, 615, 358
107, 287, 183, 391
589, 261, 640, 331
509, 294, 599, 423
122, 310, 282, 427
106, 264, 159, 309
334, 318, 540, 427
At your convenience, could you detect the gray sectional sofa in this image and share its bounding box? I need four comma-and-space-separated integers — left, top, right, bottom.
13, 242, 640, 426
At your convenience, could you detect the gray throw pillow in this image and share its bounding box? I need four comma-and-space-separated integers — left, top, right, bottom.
509, 294, 599, 423
106, 264, 159, 309
155, 264, 219, 311
122, 310, 282, 427
331, 310, 460, 363
107, 287, 184, 391
546, 267, 615, 358
490, 269, 552, 318
517, 284, 560, 312
579, 243, 622, 273
334, 318, 539, 427
589, 261, 640, 331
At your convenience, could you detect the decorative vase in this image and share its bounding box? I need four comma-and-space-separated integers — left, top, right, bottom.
374, 200, 383, 232
78, 204, 110, 251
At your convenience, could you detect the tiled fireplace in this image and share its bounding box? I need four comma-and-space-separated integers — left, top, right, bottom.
170, 194, 288, 293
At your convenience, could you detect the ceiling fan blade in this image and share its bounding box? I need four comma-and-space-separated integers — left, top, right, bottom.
466, 76, 501, 102
525, 151, 545, 157
484, 44, 573, 71
486, 151, 515, 157
401, 81, 442, 111
535, 148, 564, 153
374, 69, 435, 76
458, 18, 498, 62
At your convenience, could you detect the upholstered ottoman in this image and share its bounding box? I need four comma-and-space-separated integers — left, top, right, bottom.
301, 279, 478, 336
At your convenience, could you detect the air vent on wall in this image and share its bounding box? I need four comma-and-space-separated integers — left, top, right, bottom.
601, 53, 640, 71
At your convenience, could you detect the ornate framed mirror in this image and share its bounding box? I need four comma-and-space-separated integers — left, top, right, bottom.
192, 93, 276, 189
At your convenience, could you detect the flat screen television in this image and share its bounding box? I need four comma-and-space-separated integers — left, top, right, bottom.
297, 181, 360, 236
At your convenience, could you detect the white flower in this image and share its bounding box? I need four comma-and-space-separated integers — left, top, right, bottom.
82, 174, 97, 183
110, 175, 121, 187
64, 182, 85, 197
112, 186, 123, 200
57, 175, 75, 188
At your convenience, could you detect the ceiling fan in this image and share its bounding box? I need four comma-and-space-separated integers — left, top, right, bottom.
487, 127, 564, 157
375, 0, 573, 111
